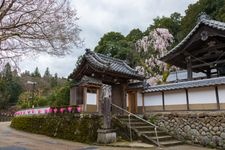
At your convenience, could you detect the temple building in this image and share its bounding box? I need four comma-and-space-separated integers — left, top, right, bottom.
69, 13, 225, 113
69, 49, 144, 113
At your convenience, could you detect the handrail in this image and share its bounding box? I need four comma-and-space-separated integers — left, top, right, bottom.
111, 103, 160, 146
111, 103, 157, 127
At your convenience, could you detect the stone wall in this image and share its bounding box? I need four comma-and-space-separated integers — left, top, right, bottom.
148, 111, 225, 149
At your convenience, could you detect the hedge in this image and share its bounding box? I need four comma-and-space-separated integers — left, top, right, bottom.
10, 114, 102, 143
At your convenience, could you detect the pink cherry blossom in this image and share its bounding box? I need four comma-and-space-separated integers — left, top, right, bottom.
135, 28, 177, 85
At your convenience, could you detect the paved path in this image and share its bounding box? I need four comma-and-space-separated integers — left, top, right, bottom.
0, 122, 215, 150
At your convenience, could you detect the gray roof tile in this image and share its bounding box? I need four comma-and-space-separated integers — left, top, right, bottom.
71, 49, 144, 80
144, 77, 225, 93
128, 82, 145, 89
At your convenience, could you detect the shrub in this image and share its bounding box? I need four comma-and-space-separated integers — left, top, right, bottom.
10, 114, 102, 143
148, 115, 157, 124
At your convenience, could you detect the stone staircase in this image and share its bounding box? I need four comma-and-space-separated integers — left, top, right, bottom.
115, 116, 183, 147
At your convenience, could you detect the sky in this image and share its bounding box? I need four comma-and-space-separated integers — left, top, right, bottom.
19, 0, 197, 77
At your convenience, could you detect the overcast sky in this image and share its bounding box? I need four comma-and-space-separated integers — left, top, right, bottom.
19, 0, 197, 77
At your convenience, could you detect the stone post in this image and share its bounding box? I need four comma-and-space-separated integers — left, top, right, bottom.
102, 97, 111, 129
97, 85, 116, 144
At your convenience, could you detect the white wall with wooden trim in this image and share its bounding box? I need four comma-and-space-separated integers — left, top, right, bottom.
143, 85, 225, 112
164, 90, 186, 105
144, 92, 162, 106
188, 87, 216, 104
144, 92, 163, 111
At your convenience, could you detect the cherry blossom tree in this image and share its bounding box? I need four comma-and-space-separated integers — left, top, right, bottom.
135, 28, 176, 85
0, 0, 82, 70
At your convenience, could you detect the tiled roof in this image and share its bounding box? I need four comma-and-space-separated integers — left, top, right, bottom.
144, 77, 225, 93
82, 49, 144, 79
75, 75, 102, 86
128, 82, 145, 89
160, 13, 225, 60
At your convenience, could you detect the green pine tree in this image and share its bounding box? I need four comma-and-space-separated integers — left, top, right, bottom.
33, 67, 41, 77
44, 67, 51, 78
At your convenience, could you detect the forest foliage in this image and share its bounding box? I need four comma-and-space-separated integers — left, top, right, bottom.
0, 63, 69, 109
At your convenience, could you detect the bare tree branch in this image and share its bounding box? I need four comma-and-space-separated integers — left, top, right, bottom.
0, 0, 15, 21
0, 0, 82, 70
0, 0, 5, 10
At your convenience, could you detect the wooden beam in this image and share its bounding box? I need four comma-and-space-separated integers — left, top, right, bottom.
215, 86, 220, 110
206, 69, 211, 78
186, 57, 193, 80
142, 93, 145, 114
192, 59, 225, 69
96, 88, 100, 113
185, 89, 190, 111
135, 92, 137, 113
192, 53, 225, 63
162, 91, 165, 111
191, 43, 225, 57
121, 83, 127, 111
83, 87, 87, 112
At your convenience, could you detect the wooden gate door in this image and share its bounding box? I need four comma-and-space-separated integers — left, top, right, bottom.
128, 92, 137, 113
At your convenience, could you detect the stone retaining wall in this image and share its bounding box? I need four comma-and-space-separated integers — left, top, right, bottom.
11, 114, 102, 143
148, 111, 225, 149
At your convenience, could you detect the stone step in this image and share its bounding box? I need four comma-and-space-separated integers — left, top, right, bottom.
132, 126, 155, 130
120, 118, 140, 122
128, 122, 148, 125
116, 115, 183, 147
142, 131, 168, 136
141, 134, 160, 146
159, 140, 183, 146
117, 116, 137, 119
152, 135, 174, 142
142, 134, 182, 146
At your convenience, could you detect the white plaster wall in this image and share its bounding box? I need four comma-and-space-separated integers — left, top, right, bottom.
218, 85, 225, 103
189, 87, 216, 104
137, 92, 142, 106
86, 93, 97, 105
164, 90, 186, 105
144, 92, 162, 106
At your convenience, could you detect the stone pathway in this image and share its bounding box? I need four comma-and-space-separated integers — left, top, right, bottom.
0, 122, 215, 150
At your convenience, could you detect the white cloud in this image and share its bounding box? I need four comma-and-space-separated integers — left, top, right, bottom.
19, 0, 197, 77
